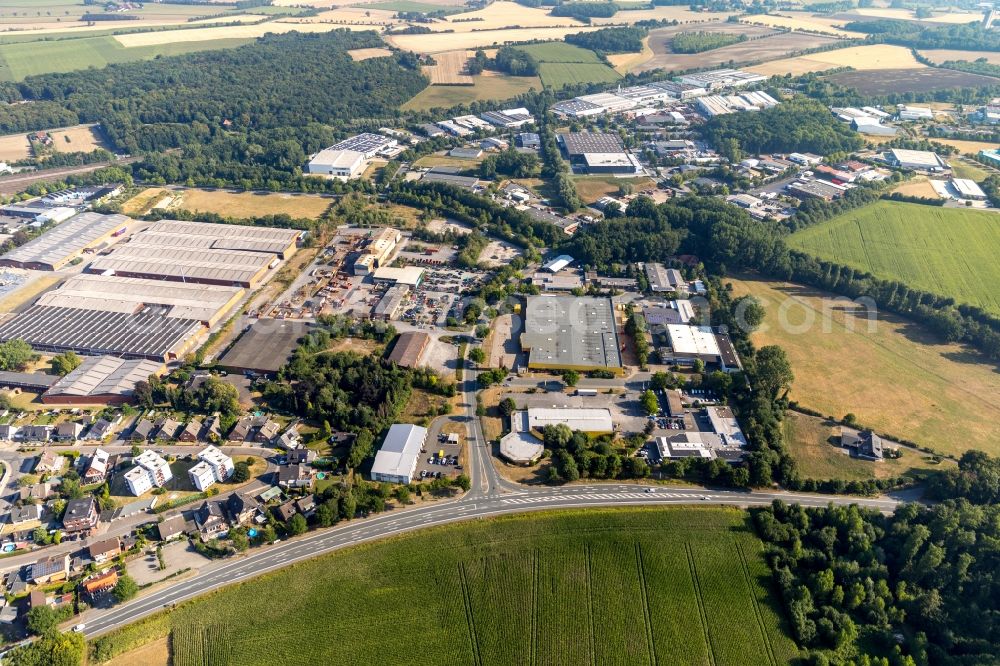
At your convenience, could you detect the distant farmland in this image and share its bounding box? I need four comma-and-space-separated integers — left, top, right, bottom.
826, 67, 1000, 95
513, 41, 621, 88
788, 200, 1000, 314
91, 508, 798, 666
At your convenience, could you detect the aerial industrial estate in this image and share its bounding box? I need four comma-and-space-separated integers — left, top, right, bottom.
0, 1, 998, 664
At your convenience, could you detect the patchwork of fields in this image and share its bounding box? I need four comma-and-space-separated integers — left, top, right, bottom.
787, 201, 1000, 315
729, 277, 1000, 457
827, 67, 1000, 95
92, 508, 799, 666
513, 42, 621, 89
402, 71, 542, 110
747, 43, 922, 76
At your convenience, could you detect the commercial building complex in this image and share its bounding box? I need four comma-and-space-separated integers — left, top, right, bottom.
370, 424, 426, 485
124, 450, 173, 496
521, 296, 623, 375
677, 69, 766, 90
41, 355, 162, 405
353, 227, 401, 275
307, 133, 397, 179
662, 324, 742, 371
0, 212, 129, 271
559, 132, 638, 175
885, 148, 947, 171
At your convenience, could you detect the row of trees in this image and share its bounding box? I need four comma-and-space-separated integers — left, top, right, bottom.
565, 26, 647, 54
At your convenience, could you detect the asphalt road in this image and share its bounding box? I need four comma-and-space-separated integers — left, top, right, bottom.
76, 349, 902, 640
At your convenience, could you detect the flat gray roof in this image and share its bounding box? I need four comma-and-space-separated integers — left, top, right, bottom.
0, 212, 128, 269
560, 132, 624, 156
218, 319, 312, 373
45, 356, 162, 398
521, 295, 622, 371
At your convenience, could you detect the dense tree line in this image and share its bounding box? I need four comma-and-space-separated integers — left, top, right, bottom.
845, 19, 1000, 51
479, 148, 539, 178
670, 30, 747, 54
925, 450, 1000, 504
493, 46, 540, 76
702, 98, 864, 157
550, 1, 617, 19
542, 424, 652, 482
565, 26, 647, 54
754, 495, 1000, 664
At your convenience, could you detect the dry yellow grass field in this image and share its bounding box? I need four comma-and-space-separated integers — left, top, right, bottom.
933, 138, 1000, 154
740, 13, 859, 37
424, 49, 473, 84
114, 20, 374, 47
47, 125, 106, 153
920, 49, 1000, 65
729, 277, 1000, 457
0, 133, 31, 162
748, 44, 923, 76
443, 1, 583, 31
387, 25, 602, 54
122, 188, 172, 217
173, 189, 333, 218
282, 7, 400, 25
347, 47, 394, 61
891, 177, 942, 199
607, 36, 654, 74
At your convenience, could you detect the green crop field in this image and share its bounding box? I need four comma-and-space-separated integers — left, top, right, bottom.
0, 35, 252, 81
788, 200, 1000, 314
538, 62, 622, 88
91, 508, 800, 666
514, 41, 604, 63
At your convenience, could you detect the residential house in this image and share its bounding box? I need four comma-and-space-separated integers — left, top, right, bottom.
62, 497, 98, 534
177, 419, 201, 443
841, 429, 885, 461
157, 513, 188, 541
35, 450, 66, 475
82, 569, 118, 595
154, 417, 181, 441
87, 417, 116, 442
29, 553, 69, 584
277, 426, 300, 451
8, 504, 43, 526
273, 500, 297, 522
131, 418, 155, 441
82, 448, 111, 484
0, 599, 17, 624
277, 464, 314, 489
287, 449, 317, 465
226, 493, 259, 526
27, 589, 46, 610
294, 494, 316, 517
21, 425, 51, 443
0, 425, 18, 441
201, 414, 222, 442
53, 422, 83, 442
228, 415, 253, 442
255, 419, 281, 444
87, 537, 121, 564
194, 501, 228, 541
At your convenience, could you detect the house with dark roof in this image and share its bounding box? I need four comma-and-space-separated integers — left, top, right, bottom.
157, 513, 188, 541
154, 417, 181, 441
228, 415, 253, 442
194, 501, 228, 541
287, 449, 317, 465
178, 419, 201, 443
131, 418, 155, 441
62, 497, 98, 534
226, 493, 259, 526
841, 429, 885, 461
273, 500, 297, 522
87, 537, 121, 564
21, 425, 52, 443
29, 553, 69, 584
53, 422, 83, 442
277, 464, 314, 489
255, 420, 281, 444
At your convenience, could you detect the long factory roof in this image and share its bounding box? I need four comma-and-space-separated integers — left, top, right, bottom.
522, 295, 622, 370
45, 356, 162, 399
0, 212, 128, 268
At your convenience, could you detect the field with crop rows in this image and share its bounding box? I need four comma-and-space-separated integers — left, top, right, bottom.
513, 41, 603, 63
787, 200, 1000, 314
538, 61, 622, 88
93, 508, 799, 666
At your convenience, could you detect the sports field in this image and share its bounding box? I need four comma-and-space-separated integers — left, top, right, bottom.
729, 277, 1000, 457
787, 201, 1000, 314
90, 508, 799, 666
403, 71, 542, 110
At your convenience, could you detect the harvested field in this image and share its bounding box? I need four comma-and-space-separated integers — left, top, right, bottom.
573, 175, 655, 203
47, 124, 107, 153
442, 1, 584, 31
424, 49, 473, 85
590, 6, 735, 25
607, 36, 653, 73
385, 26, 602, 54
403, 71, 542, 110
635, 25, 835, 73
114, 20, 374, 47
831, 7, 984, 24
920, 49, 1000, 66
933, 138, 1000, 155
741, 13, 861, 37
826, 67, 1000, 95
729, 277, 1000, 457
0, 132, 31, 162
347, 47, 393, 61
747, 44, 922, 76
172, 188, 333, 219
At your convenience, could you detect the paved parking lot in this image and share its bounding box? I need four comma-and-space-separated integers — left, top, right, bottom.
127, 539, 211, 586
414, 429, 463, 481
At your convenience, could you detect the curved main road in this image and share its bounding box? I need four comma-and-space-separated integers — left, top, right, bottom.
76, 355, 902, 639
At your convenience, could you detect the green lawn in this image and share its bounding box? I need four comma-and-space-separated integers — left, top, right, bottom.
787, 200, 1000, 314
90, 508, 799, 666
0, 35, 252, 81
514, 41, 604, 63
538, 61, 622, 88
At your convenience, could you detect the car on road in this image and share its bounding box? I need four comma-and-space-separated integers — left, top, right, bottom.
644, 488, 655, 493
72, 624, 86, 632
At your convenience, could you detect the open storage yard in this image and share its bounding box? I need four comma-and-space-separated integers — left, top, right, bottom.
634, 24, 837, 74
787, 200, 1000, 315
122, 187, 334, 219
91, 508, 797, 666
826, 67, 1000, 95
729, 277, 1000, 457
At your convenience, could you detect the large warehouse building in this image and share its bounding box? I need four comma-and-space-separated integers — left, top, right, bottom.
0, 212, 129, 271
42, 355, 162, 405
520, 295, 623, 375
86, 220, 301, 288
370, 423, 426, 485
